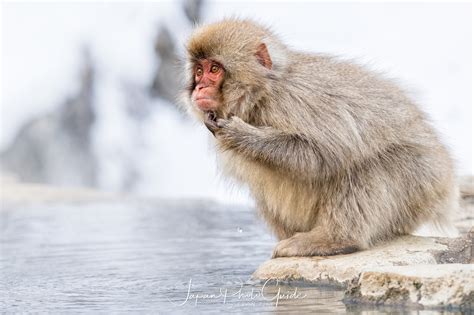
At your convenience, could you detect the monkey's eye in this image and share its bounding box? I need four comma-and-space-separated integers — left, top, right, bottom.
195, 67, 203, 77
210, 64, 219, 73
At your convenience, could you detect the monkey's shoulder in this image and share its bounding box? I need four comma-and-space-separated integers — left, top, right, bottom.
283, 51, 410, 105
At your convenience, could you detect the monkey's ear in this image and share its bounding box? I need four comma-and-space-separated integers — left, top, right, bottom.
255, 43, 273, 70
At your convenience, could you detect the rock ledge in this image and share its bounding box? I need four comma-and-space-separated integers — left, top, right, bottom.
253, 235, 473, 309
345, 264, 473, 310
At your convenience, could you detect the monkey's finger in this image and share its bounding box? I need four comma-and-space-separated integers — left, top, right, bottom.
271, 249, 279, 259
204, 120, 218, 136
216, 118, 228, 128
272, 246, 288, 258
207, 111, 217, 122
271, 238, 291, 258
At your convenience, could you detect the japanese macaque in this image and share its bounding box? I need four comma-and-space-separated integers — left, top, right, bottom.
183, 19, 458, 257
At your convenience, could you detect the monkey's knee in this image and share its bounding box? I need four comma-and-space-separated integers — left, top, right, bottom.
271, 231, 361, 258
259, 208, 294, 240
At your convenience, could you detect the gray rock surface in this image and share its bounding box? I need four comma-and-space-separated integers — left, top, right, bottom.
1, 1, 205, 191
458, 175, 474, 235
149, 0, 204, 104
150, 26, 181, 104
253, 235, 473, 309
344, 264, 473, 310
0, 51, 97, 187
182, 0, 203, 24
253, 236, 452, 287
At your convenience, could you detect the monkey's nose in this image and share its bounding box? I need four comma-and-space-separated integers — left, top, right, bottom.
196, 83, 209, 90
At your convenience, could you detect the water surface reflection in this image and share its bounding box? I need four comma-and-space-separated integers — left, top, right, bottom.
0, 200, 451, 313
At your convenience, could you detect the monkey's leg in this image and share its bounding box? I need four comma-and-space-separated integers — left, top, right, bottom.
271, 228, 360, 258
258, 205, 293, 241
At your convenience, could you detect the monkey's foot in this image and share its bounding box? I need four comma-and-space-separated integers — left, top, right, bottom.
271, 232, 360, 258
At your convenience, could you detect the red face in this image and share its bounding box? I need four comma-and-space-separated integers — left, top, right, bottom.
191, 59, 225, 111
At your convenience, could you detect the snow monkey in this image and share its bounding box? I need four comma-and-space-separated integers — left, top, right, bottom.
183, 19, 457, 257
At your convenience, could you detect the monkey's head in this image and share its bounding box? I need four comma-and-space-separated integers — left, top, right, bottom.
184, 19, 288, 123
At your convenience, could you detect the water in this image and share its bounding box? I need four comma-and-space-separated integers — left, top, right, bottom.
0, 199, 456, 313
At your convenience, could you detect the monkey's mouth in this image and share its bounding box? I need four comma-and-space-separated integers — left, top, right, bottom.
195, 97, 217, 111
195, 96, 212, 101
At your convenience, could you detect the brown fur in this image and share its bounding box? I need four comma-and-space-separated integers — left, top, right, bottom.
182, 19, 458, 257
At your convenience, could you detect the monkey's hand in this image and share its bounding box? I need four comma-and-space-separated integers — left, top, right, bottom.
215, 116, 260, 147
204, 111, 220, 136
216, 115, 250, 130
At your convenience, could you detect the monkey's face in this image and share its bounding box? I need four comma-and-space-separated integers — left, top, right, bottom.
185, 20, 276, 123
191, 59, 225, 112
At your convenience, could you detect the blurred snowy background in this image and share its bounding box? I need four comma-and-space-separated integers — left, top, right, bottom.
1, 1, 472, 205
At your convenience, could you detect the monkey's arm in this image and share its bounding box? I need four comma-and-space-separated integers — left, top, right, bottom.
214, 116, 339, 180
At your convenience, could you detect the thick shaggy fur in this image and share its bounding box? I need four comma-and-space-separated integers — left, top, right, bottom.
183, 19, 458, 257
